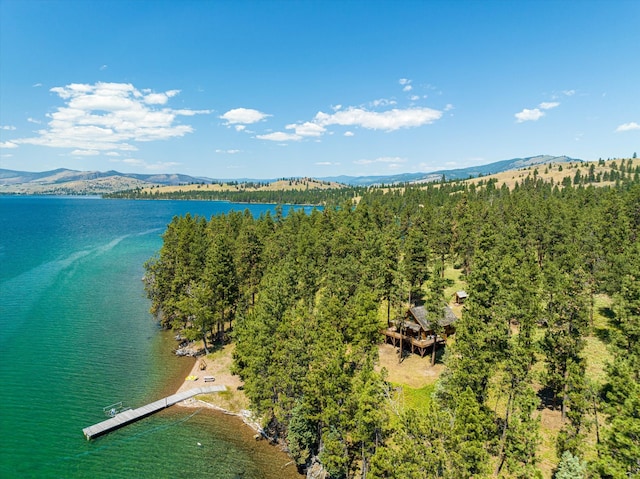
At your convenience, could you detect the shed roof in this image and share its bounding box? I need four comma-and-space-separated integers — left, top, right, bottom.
455, 290, 468, 299
408, 305, 458, 331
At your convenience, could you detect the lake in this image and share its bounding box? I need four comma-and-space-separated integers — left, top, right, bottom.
0, 196, 306, 478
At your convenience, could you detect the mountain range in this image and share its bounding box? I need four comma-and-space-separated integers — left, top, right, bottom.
323, 155, 580, 186
0, 155, 580, 194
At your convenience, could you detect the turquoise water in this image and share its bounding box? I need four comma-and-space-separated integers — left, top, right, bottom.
0, 196, 303, 479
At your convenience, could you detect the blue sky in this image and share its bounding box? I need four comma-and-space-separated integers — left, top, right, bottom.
1, 0, 638, 179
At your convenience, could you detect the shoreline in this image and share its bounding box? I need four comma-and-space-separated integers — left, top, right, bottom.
171, 343, 265, 436
166, 349, 302, 478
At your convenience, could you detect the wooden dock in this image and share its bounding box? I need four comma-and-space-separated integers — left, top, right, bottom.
82, 385, 226, 440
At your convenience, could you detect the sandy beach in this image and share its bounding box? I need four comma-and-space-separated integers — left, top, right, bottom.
173, 343, 259, 429
175, 346, 243, 394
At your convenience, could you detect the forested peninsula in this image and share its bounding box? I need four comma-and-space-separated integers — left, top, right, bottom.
143, 159, 639, 478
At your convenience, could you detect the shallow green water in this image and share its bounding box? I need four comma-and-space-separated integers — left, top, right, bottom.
0, 196, 303, 478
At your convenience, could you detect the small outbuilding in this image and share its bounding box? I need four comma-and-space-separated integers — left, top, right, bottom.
454, 290, 468, 304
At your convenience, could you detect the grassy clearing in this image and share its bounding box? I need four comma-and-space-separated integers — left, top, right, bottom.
377, 343, 444, 390
584, 294, 614, 386
400, 384, 435, 411
199, 388, 250, 414
444, 266, 467, 318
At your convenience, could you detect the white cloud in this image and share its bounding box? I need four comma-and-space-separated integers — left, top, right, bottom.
13, 82, 210, 152
173, 108, 211, 116
315, 106, 442, 131
515, 108, 545, 123
0, 141, 18, 149
332, 104, 342, 111
399, 78, 413, 92
344, 131, 354, 137
106, 152, 120, 157
315, 161, 340, 166
256, 131, 302, 142
235, 125, 246, 132
1, 125, 16, 130
563, 90, 575, 96
285, 121, 326, 137
516, 99, 560, 123
143, 90, 180, 105
27, 117, 41, 124
32, 83, 42, 88
371, 98, 397, 108
616, 122, 640, 132
71, 149, 100, 156
220, 108, 270, 125
444, 104, 454, 111
255, 121, 325, 143
539, 102, 560, 110
100, 64, 108, 71
215, 149, 241, 154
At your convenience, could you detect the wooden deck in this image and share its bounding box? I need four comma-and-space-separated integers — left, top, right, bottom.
82, 385, 226, 440
381, 328, 442, 357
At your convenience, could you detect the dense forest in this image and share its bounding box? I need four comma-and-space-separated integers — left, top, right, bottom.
143, 159, 639, 478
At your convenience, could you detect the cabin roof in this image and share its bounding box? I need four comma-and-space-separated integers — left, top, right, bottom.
455, 290, 468, 299
408, 305, 458, 330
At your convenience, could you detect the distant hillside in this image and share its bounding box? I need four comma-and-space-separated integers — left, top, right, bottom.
320, 155, 581, 186
0, 155, 582, 194
0, 167, 213, 186
465, 157, 639, 190
0, 168, 213, 194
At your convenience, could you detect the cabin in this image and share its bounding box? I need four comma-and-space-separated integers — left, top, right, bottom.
454, 290, 468, 304
382, 305, 458, 358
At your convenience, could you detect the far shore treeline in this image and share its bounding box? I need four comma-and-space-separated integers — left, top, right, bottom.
107, 186, 365, 206
142, 159, 639, 478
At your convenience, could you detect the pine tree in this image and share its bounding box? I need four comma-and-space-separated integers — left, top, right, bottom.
423, 261, 447, 366
235, 222, 264, 307
439, 220, 509, 405
176, 281, 215, 353
596, 243, 640, 477
204, 226, 238, 343
596, 356, 640, 478
555, 451, 587, 479
401, 225, 430, 305
451, 387, 492, 477
368, 402, 456, 479
349, 362, 389, 478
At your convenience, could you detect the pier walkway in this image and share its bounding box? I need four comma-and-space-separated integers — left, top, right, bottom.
82, 385, 226, 440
